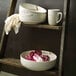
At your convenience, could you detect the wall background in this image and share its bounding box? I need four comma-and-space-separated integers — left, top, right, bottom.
0, 0, 76, 76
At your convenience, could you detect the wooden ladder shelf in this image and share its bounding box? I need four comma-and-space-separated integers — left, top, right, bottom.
0, 0, 70, 76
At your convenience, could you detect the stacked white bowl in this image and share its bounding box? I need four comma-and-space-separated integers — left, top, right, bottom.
19, 3, 47, 24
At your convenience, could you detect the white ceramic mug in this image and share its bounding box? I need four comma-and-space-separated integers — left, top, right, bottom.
48, 9, 62, 25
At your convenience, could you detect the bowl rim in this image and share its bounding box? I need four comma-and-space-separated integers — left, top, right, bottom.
19, 3, 47, 13
20, 50, 57, 63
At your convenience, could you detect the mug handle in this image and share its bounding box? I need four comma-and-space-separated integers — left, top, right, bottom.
56, 12, 62, 23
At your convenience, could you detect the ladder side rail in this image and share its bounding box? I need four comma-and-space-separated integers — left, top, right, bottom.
0, 0, 18, 58
59, 0, 70, 76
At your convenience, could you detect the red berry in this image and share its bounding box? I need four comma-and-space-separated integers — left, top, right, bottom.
25, 55, 35, 61
29, 51, 35, 57
41, 55, 49, 61
35, 50, 42, 56
25, 55, 32, 60
25, 51, 36, 61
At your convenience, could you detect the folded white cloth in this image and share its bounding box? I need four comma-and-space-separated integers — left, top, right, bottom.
4, 14, 21, 35
33, 54, 43, 62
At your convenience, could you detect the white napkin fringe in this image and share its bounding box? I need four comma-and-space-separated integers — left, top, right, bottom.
4, 14, 21, 35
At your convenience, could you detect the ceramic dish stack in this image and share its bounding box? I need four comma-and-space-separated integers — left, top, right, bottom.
19, 3, 47, 24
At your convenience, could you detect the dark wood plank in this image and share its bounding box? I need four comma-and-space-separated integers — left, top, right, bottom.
0, 0, 17, 71
58, 0, 70, 76
0, 58, 23, 68
0, 0, 17, 58
7, 0, 18, 17
0, 58, 57, 76
22, 23, 62, 30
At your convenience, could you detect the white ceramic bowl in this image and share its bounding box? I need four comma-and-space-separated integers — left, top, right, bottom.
19, 3, 47, 24
20, 50, 57, 71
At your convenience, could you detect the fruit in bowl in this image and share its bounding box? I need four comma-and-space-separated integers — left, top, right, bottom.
25, 50, 50, 62
20, 50, 57, 71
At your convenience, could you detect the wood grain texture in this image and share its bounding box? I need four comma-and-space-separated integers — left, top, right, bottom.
22, 23, 62, 30
0, 58, 23, 68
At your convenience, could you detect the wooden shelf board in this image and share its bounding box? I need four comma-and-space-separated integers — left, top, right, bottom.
0, 58, 58, 76
22, 23, 62, 30
0, 58, 23, 68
